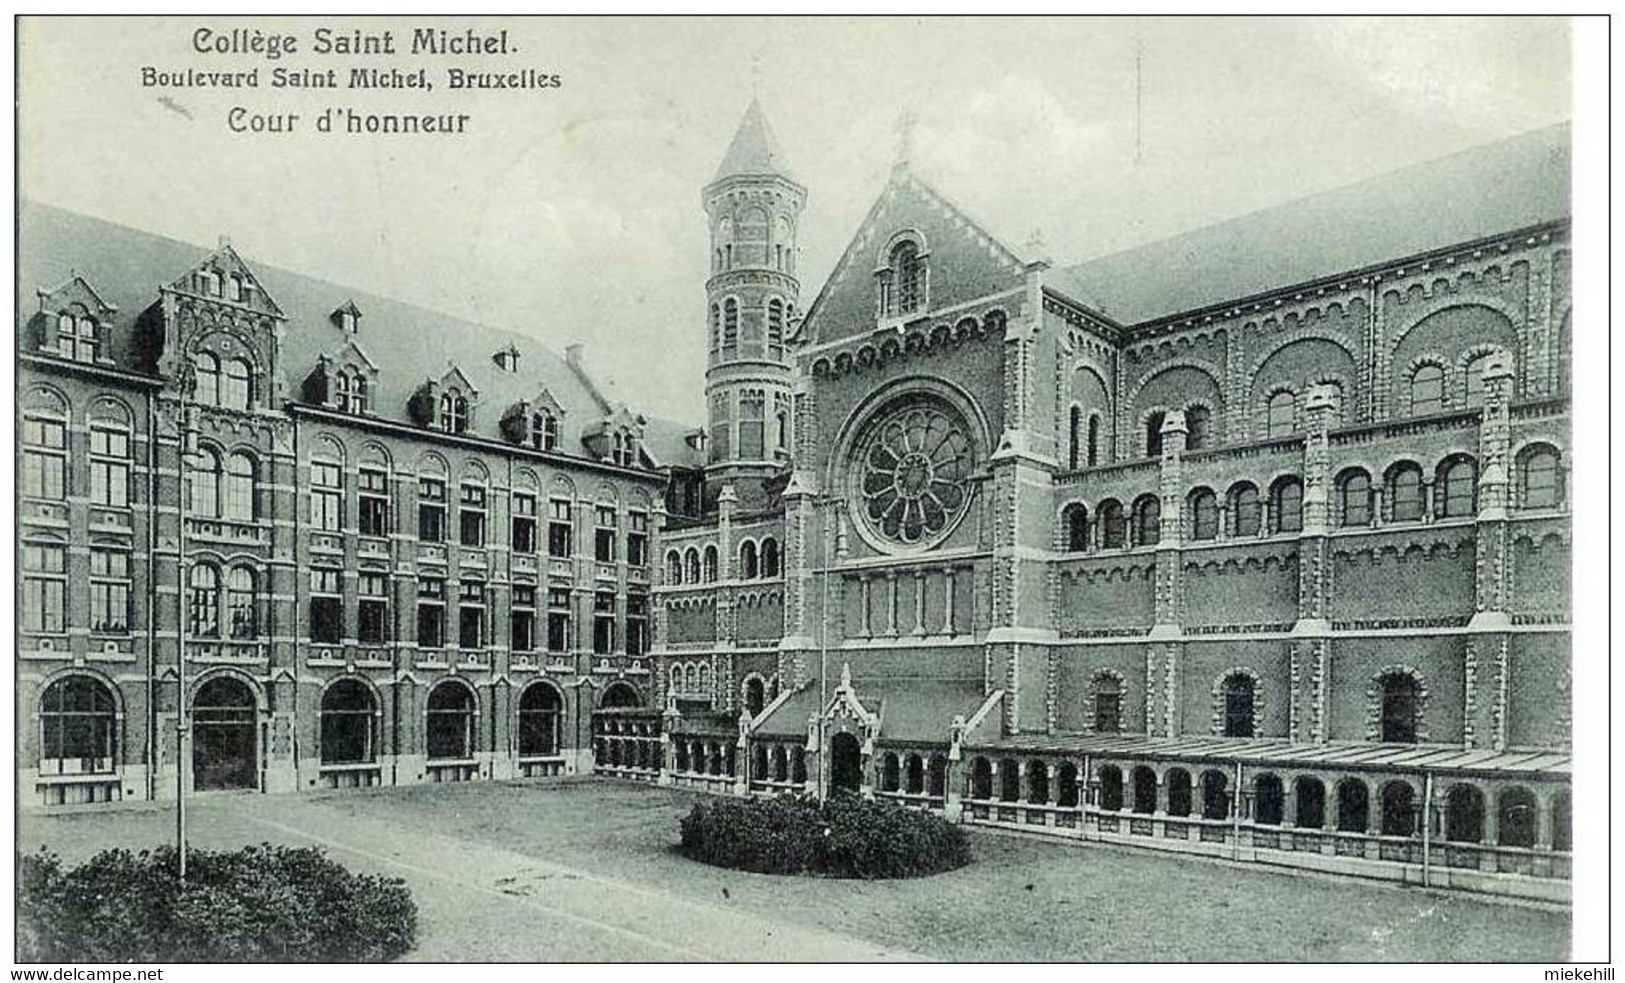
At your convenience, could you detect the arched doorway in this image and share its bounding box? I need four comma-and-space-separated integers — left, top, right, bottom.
830, 731, 862, 794
192, 676, 257, 791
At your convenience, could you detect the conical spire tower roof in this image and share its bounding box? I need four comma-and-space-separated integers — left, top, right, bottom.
712, 98, 796, 183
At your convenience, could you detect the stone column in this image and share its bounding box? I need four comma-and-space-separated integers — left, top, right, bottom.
1469, 355, 1515, 750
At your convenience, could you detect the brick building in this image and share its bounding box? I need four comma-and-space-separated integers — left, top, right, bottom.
17, 102, 1571, 900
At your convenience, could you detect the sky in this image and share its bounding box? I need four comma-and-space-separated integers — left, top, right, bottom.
18, 16, 1572, 423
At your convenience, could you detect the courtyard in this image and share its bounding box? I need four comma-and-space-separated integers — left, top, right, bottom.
19, 778, 1569, 962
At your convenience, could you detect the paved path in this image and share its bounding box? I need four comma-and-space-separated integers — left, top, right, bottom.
22, 792, 920, 962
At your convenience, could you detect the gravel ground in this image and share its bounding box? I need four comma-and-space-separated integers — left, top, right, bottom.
19, 778, 1570, 962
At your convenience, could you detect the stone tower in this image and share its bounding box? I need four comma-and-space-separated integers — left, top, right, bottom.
702, 98, 805, 510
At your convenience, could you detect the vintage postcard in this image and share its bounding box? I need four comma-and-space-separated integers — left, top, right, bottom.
12, 13, 1600, 967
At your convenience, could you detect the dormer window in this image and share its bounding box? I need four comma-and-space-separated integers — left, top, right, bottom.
494, 346, 521, 373
878, 237, 928, 319
55, 311, 99, 363
611, 430, 638, 468
440, 390, 469, 434
225, 274, 243, 303
532, 411, 559, 451
331, 301, 362, 334
198, 269, 221, 297
334, 370, 369, 415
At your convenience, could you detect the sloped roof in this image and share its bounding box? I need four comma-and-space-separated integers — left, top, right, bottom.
750, 674, 983, 745
19, 201, 682, 465
1050, 122, 1571, 327
712, 97, 796, 183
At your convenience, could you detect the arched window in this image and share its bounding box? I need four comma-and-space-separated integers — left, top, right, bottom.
440, 391, 469, 434
39, 676, 117, 775
723, 299, 740, 353
1520, 446, 1562, 509
703, 546, 718, 582
1086, 415, 1101, 467
1270, 476, 1303, 534
1463, 353, 1492, 407
1092, 673, 1121, 733
1445, 785, 1484, 843
1437, 457, 1477, 518
226, 567, 256, 639
1166, 769, 1193, 817
1498, 787, 1538, 848
224, 452, 256, 522
1381, 781, 1416, 837
192, 352, 221, 407
739, 540, 758, 580
1145, 410, 1166, 458
189, 446, 223, 518
1131, 766, 1156, 814
1338, 469, 1373, 527
1410, 364, 1444, 415
685, 548, 702, 584
321, 680, 377, 765
1189, 489, 1218, 541
1254, 774, 1285, 825
351, 374, 369, 414
1067, 405, 1082, 470
1265, 391, 1295, 437
1056, 762, 1079, 808
1336, 780, 1369, 833
885, 240, 926, 316
901, 754, 923, 794
1132, 495, 1161, 547
761, 538, 780, 578
1099, 499, 1126, 549
1221, 673, 1255, 738
1552, 792, 1572, 852
1098, 765, 1124, 811
998, 758, 1020, 803
427, 683, 475, 761
1029, 759, 1052, 803
1294, 776, 1326, 828
1201, 770, 1229, 820
518, 684, 562, 758
709, 304, 722, 352
1378, 672, 1421, 743
1063, 504, 1089, 552
221, 358, 252, 411
1387, 463, 1425, 522
188, 564, 221, 638
743, 677, 766, 718
1229, 483, 1261, 537
334, 372, 351, 412
767, 299, 786, 359
970, 757, 992, 800
666, 551, 683, 585
1185, 405, 1211, 450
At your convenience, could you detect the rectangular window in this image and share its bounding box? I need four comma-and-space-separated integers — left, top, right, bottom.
89, 427, 130, 509
309, 568, 343, 645
511, 585, 537, 653
23, 542, 67, 634
548, 499, 573, 557
418, 478, 446, 543
22, 416, 67, 500
627, 510, 649, 568
458, 582, 486, 649
626, 592, 648, 657
709, 395, 732, 464
459, 483, 487, 548
512, 493, 537, 554
312, 461, 343, 532
594, 506, 617, 563
593, 590, 616, 655
417, 578, 445, 648
546, 588, 571, 653
358, 573, 389, 644
359, 468, 390, 536
89, 548, 130, 634
739, 392, 766, 460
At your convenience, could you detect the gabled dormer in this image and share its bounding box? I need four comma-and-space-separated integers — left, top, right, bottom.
492, 343, 522, 373
583, 406, 647, 468
500, 388, 566, 451
169, 240, 283, 318
331, 300, 362, 334
31, 273, 117, 365
409, 364, 480, 434
304, 338, 379, 415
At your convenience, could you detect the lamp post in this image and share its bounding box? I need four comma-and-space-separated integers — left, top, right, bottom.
173, 361, 196, 884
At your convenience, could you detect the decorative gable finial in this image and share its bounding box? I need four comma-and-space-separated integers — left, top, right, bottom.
839, 661, 853, 692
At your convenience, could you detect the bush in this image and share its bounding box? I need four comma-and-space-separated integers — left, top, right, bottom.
679, 792, 970, 878
17, 843, 417, 963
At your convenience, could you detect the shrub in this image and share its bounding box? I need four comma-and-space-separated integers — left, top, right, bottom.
16, 843, 417, 963
679, 791, 969, 878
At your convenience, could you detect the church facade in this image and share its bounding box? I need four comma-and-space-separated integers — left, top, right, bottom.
16, 102, 1570, 901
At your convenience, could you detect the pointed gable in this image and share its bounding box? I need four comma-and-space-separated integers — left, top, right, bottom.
799, 166, 1028, 347
713, 97, 796, 183
170, 242, 283, 318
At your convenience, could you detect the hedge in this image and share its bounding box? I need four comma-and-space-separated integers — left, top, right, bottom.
17, 844, 417, 963
679, 792, 970, 878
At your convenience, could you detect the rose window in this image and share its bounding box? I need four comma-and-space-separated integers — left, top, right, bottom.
853, 398, 976, 548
